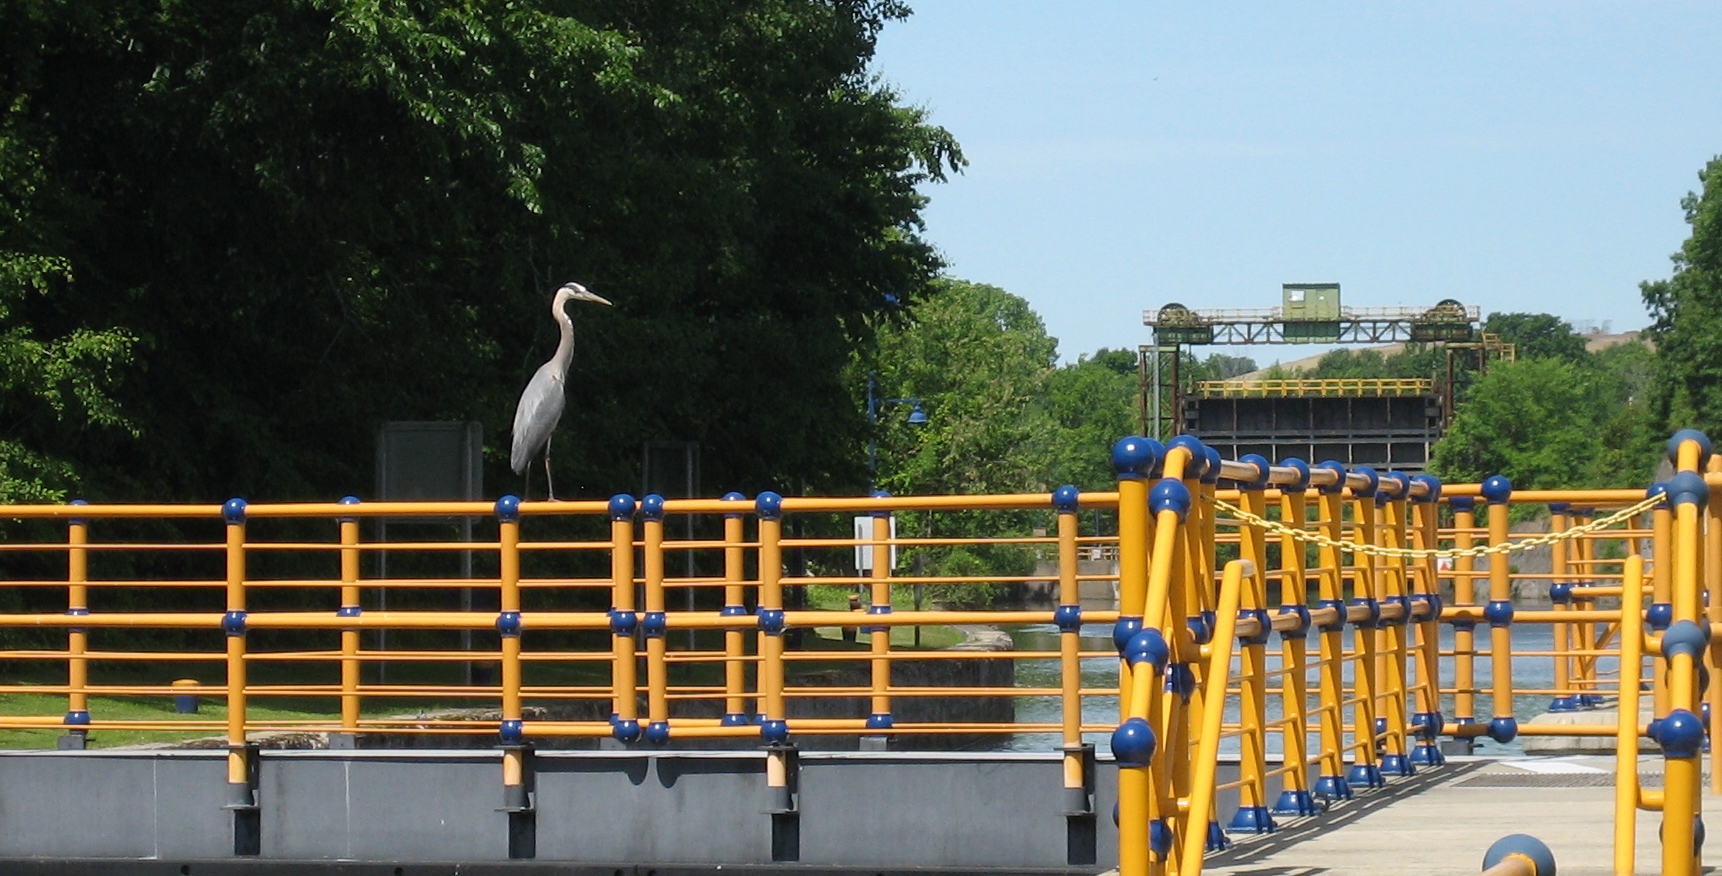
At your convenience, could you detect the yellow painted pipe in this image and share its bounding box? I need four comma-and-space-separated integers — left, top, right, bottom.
1615, 555, 1645, 876
1178, 559, 1251, 873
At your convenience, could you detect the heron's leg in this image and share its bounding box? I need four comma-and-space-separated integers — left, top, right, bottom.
544, 444, 559, 502
522, 460, 533, 502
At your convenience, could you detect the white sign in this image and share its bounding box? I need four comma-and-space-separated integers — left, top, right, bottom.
853, 515, 899, 572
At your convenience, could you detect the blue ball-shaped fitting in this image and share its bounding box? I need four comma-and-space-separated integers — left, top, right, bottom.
1316, 598, 1347, 633
761, 719, 790, 744
869, 490, 892, 518
1668, 428, 1714, 465
1548, 501, 1570, 515
1051, 485, 1081, 514
1206, 821, 1233, 852
1166, 663, 1196, 701
1648, 602, 1675, 632
1279, 458, 1311, 490
1548, 582, 1573, 604
866, 713, 894, 731
1386, 470, 1413, 500
608, 609, 638, 635
613, 719, 641, 743
1167, 435, 1208, 479
1238, 454, 1272, 490
646, 721, 671, 745
1111, 717, 1158, 767
336, 606, 362, 619
1449, 495, 1476, 514
1202, 447, 1223, 484
720, 604, 751, 618
720, 491, 747, 517
1648, 717, 1664, 743
642, 611, 667, 638
1481, 834, 1556, 876
1277, 603, 1312, 639
1648, 482, 1670, 509
1112, 616, 1144, 652
1412, 592, 1443, 622
1053, 605, 1083, 633
222, 498, 248, 525
494, 494, 521, 523
221, 610, 247, 637
1187, 610, 1216, 645
1351, 597, 1380, 629
758, 609, 786, 635
755, 491, 783, 521
67, 497, 88, 526
1410, 474, 1442, 503
1663, 619, 1711, 661
1124, 629, 1170, 670
337, 495, 361, 523
1352, 466, 1380, 496
721, 712, 751, 727
608, 493, 637, 521
1238, 608, 1271, 645
1313, 774, 1353, 800
1487, 716, 1518, 744
1480, 475, 1512, 504
1111, 436, 1164, 480
64, 710, 90, 726
1662, 708, 1705, 758
495, 611, 522, 637
640, 493, 666, 522
1484, 600, 1514, 628
1668, 470, 1709, 509
1149, 478, 1192, 519
1149, 820, 1173, 855
500, 719, 524, 744
1315, 460, 1348, 494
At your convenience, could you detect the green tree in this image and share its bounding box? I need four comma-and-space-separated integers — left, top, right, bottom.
1643, 156, 1722, 436
1039, 347, 1138, 491
1, 0, 961, 502
1484, 312, 1589, 363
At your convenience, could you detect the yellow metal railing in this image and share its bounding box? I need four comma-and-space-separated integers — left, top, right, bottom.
1194, 377, 1435, 397
3, 430, 1719, 873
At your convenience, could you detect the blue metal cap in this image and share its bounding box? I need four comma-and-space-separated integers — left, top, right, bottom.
1668, 429, 1714, 465
761, 719, 790, 744
721, 492, 747, 517
1237, 454, 1271, 490
1315, 460, 1347, 494
1383, 471, 1411, 500
337, 495, 361, 523
1052, 485, 1080, 514
1448, 495, 1476, 513
608, 493, 637, 521
68, 498, 88, 526
1661, 708, 1705, 758
494, 494, 521, 523
1278, 458, 1310, 491
1111, 717, 1157, 767
640, 494, 666, 522
1547, 501, 1570, 514
1481, 834, 1556, 876
1111, 436, 1163, 480
1669, 470, 1709, 509
1664, 619, 1711, 661
1150, 478, 1192, 519
870, 489, 892, 517
1648, 482, 1670, 509
222, 498, 247, 525
1410, 474, 1441, 503
1167, 435, 1208, 480
1201, 446, 1224, 484
1481, 475, 1512, 504
500, 719, 524, 744
1124, 629, 1170, 670
1351, 466, 1379, 496
756, 491, 783, 521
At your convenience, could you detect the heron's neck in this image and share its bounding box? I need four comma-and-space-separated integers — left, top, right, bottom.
548, 305, 576, 377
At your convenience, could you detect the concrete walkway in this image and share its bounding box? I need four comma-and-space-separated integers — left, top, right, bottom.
1202, 755, 1711, 876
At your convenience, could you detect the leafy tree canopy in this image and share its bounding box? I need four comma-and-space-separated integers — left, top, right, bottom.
1644, 156, 1722, 436
1483, 312, 1590, 363
1, 0, 961, 502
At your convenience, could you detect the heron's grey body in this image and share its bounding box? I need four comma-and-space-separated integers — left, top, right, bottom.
510, 282, 611, 499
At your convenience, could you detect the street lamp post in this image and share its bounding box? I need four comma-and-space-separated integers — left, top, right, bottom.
867, 371, 927, 490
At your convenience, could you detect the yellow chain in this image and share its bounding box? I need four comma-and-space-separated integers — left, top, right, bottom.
1207, 492, 1663, 560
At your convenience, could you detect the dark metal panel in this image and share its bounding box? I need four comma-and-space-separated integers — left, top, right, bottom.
261, 753, 508, 861
532, 751, 770, 864
0, 752, 230, 858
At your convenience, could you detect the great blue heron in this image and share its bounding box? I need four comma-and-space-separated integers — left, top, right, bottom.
511, 281, 611, 500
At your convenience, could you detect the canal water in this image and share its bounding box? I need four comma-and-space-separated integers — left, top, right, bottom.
1003, 621, 1603, 757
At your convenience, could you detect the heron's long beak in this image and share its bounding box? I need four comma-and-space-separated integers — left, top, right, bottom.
579, 290, 612, 306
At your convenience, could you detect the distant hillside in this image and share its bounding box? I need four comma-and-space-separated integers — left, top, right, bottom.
1229, 331, 1644, 380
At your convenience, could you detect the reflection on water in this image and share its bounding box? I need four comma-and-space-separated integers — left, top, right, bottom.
1003, 621, 1595, 758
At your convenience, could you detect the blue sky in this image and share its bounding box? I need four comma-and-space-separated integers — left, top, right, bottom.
871, 3, 1722, 365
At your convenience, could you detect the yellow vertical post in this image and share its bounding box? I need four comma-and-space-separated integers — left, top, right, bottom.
1408, 477, 1447, 767
1171, 453, 1206, 867
1053, 486, 1090, 814
720, 493, 751, 726
641, 494, 670, 743
64, 501, 91, 740
1347, 478, 1383, 788
866, 501, 893, 738
1452, 498, 1480, 729
1227, 462, 1275, 833
1312, 471, 1352, 800
220, 498, 252, 809
1273, 469, 1317, 816
1108, 436, 1161, 876
1377, 477, 1414, 777
1660, 434, 1710, 876
1481, 476, 1517, 747
755, 492, 794, 812
496, 496, 528, 808
1548, 504, 1577, 713
1613, 555, 1647, 876
1652, 494, 1674, 720
1706, 456, 1722, 795
608, 494, 640, 741
337, 497, 362, 733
